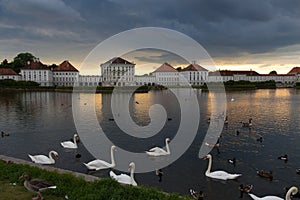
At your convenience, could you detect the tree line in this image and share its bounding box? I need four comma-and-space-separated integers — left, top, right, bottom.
0, 52, 57, 73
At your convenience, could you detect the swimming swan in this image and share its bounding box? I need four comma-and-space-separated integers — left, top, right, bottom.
28, 151, 58, 165
84, 145, 116, 170
109, 162, 137, 186
61, 134, 78, 149
146, 138, 170, 156
204, 154, 241, 180
249, 186, 298, 200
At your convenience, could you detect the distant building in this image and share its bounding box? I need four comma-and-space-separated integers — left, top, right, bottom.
79, 75, 102, 86
152, 63, 180, 86
20, 58, 53, 86
100, 57, 135, 86
179, 63, 208, 85
288, 67, 300, 82
0, 68, 21, 81
135, 74, 156, 86
208, 70, 296, 85
53, 61, 79, 87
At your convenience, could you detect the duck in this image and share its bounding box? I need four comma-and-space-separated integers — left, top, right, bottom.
224, 116, 228, 125
249, 186, 298, 200
257, 170, 273, 181
190, 189, 204, 200
1, 131, 9, 137
228, 158, 236, 166
135, 101, 139, 104
205, 138, 220, 148
28, 151, 58, 165
296, 169, 300, 174
207, 117, 211, 124
109, 162, 137, 186
241, 118, 252, 127
146, 138, 170, 156
278, 154, 288, 162
84, 145, 116, 170
239, 184, 253, 198
257, 137, 263, 142
203, 154, 241, 180
61, 134, 78, 149
19, 172, 56, 200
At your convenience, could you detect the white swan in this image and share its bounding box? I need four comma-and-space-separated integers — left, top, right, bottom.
249, 186, 298, 200
28, 151, 58, 164
204, 154, 241, 180
84, 145, 116, 170
145, 138, 170, 156
109, 162, 137, 186
61, 134, 78, 149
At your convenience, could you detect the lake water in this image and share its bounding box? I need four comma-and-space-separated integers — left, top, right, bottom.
1, 89, 300, 199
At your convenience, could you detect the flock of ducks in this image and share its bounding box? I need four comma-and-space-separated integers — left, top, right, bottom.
23, 134, 173, 199
198, 114, 300, 200
10, 107, 300, 199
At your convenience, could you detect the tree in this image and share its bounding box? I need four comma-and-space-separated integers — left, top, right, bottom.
0, 59, 9, 68
269, 70, 277, 75
12, 52, 35, 73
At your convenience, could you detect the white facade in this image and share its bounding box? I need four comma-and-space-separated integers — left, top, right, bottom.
100, 57, 135, 86
52, 61, 79, 87
208, 70, 297, 84
179, 64, 208, 86
53, 71, 79, 86
135, 75, 156, 86
79, 75, 102, 86
0, 68, 21, 81
20, 59, 53, 86
152, 71, 180, 86
21, 69, 53, 86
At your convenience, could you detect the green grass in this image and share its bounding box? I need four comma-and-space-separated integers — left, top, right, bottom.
0, 160, 190, 200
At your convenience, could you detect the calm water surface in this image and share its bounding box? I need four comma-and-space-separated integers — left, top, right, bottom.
1, 89, 300, 199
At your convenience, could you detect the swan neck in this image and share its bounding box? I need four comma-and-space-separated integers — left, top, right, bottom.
49, 151, 54, 161
166, 140, 170, 154
73, 135, 77, 145
111, 147, 115, 166
206, 156, 212, 174
286, 187, 298, 200
130, 165, 135, 183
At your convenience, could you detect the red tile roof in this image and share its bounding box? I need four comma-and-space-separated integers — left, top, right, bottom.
288, 67, 300, 74
209, 70, 260, 76
153, 63, 178, 72
103, 57, 134, 65
22, 60, 49, 70
181, 64, 208, 72
53, 60, 78, 72
0, 68, 19, 75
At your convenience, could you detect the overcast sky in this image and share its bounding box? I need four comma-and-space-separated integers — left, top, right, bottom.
0, 0, 300, 74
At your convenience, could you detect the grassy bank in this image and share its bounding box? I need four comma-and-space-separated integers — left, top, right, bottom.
0, 160, 190, 200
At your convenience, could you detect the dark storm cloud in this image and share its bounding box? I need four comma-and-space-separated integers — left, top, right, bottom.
0, 0, 300, 63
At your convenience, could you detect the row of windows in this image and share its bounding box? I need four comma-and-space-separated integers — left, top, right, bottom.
54, 77, 76, 82
54, 72, 78, 76
23, 71, 48, 75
